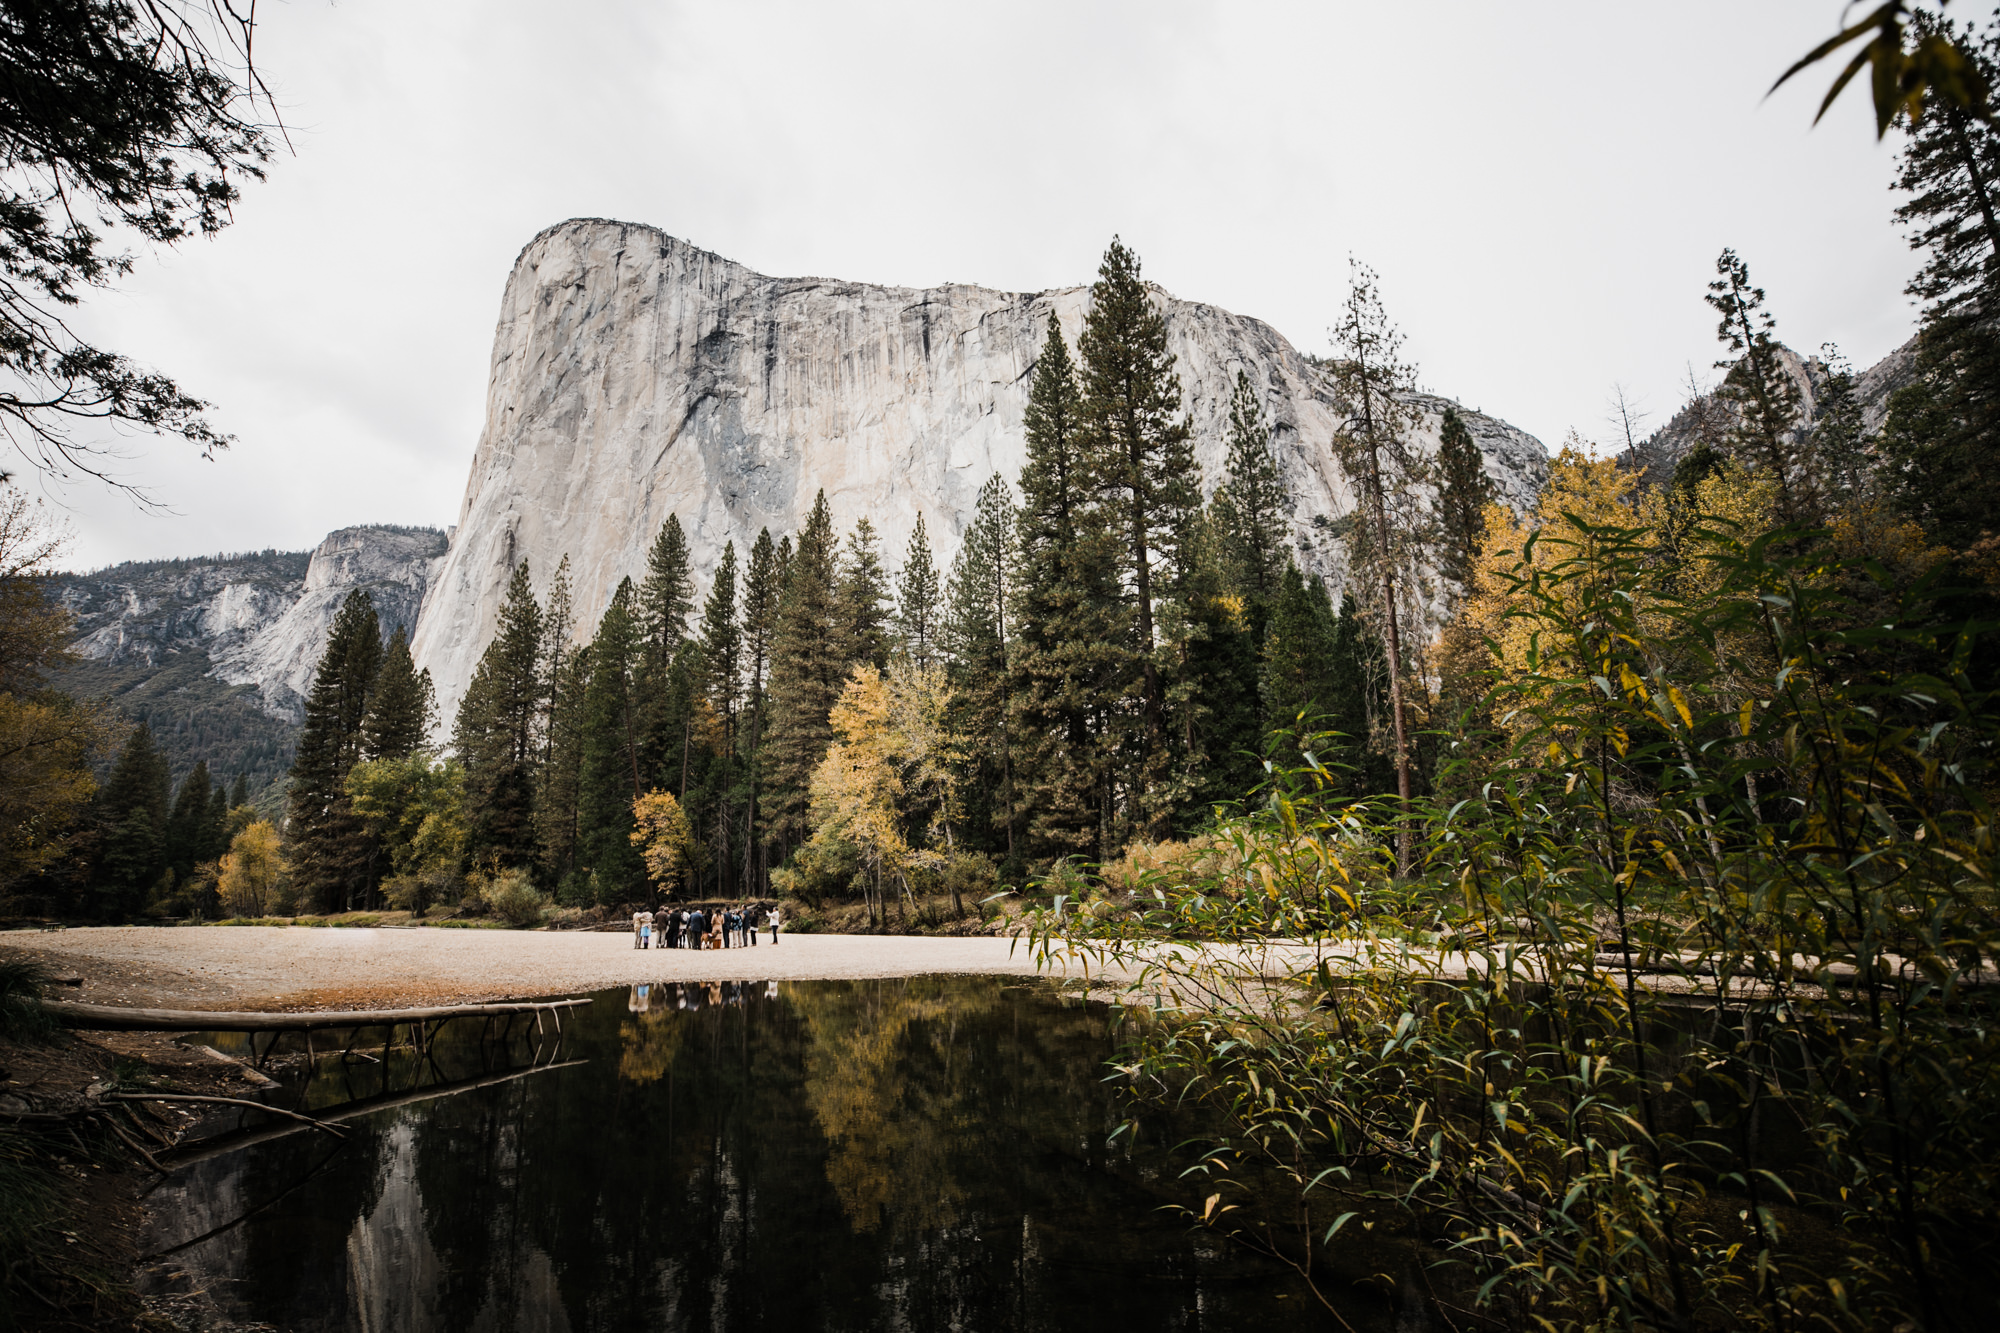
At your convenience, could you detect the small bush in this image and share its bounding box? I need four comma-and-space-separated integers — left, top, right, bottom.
479, 870, 552, 928
383, 869, 460, 914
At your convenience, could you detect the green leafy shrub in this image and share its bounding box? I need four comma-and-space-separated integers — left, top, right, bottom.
1037, 520, 2000, 1330
478, 869, 552, 928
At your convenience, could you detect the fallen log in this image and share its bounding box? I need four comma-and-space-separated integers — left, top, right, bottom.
43, 997, 590, 1032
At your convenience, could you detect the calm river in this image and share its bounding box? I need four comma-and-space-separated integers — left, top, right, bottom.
144, 976, 1372, 1331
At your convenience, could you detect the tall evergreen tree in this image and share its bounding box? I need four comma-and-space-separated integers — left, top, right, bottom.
1808, 346, 1873, 507
638, 513, 696, 667
698, 542, 741, 893
737, 528, 783, 890
1010, 312, 1124, 861
227, 772, 249, 810
943, 474, 1018, 858
1434, 406, 1495, 593
453, 562, 544, 870
1895, 12, 2000, 320
895, 513, 943, 669
1170, 513, 1264, 816
1881, 15, 2000, 549
92, 721, 171, 916
1262, 565, 1339, 759
1328, 260, 1430, 874
536, 557, 586, 890
577, 579, 646, 900
1324, 589, 1394, 796
1707, 248, 1809, 522
764, 492, 843, 855
287, 589, 384, 910
836, 515, 893, 671
1078, 237, 1198, 836
1211, 369, 1288, 608
164, 759, 213, 882
361, 625, 434, 761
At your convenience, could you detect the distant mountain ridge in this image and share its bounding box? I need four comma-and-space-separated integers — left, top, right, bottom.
53, 525, 448, 798
1618, 336, 1920, 482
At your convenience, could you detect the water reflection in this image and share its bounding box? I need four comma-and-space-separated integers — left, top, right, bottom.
146, 977, 1338, 1331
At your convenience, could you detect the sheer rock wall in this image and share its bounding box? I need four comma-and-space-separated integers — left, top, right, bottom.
412, 220, 1551, 724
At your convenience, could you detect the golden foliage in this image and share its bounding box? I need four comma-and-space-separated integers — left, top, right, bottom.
218, 820, 288, 917
803, 662, 963, 898
630, 789, 693, 892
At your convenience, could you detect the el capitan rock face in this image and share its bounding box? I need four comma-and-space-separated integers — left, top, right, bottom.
411, 218, 1551, 723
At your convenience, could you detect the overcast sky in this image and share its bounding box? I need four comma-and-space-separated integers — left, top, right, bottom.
45, 0, 1923, 571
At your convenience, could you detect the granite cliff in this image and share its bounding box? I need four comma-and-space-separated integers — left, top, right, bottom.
412, 219, 1551, 723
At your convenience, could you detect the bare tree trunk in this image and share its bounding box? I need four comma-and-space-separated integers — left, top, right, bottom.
1356, 373, 1414, 878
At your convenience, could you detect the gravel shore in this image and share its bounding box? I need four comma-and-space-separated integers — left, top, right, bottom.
0, 926, 1114, 1011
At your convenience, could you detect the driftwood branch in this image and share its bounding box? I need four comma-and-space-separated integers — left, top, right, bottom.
106, 1091, 343, 1135
159, 1057, 589, 1171
44, 997, 591, 1032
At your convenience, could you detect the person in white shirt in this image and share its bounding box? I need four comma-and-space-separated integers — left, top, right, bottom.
767, 905, 781, 944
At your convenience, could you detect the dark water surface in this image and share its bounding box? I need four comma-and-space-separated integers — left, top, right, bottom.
148, 976, 1346, 1332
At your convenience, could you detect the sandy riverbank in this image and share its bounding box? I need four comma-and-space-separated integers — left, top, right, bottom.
0, 926, 1141, 1011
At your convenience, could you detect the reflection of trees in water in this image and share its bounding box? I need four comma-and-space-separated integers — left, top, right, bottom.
618, 999, 688, 1085
791, 976, 970, 1234
165, 980, 1316, 1330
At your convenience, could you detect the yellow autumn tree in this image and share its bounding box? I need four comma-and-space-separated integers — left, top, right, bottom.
217, 820, 288, 917
630, 790, 693, 896
808, 667, 907, 921
1457, 441, 1791, 767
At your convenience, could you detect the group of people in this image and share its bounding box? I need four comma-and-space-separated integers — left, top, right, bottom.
632, 904, 779, 950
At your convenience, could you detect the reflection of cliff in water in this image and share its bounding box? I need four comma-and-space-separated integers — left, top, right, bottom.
144, 977, 1329, 1331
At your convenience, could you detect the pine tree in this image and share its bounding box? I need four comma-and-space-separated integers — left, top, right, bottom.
286, 589, 384, 911
764, 492, 843, 855
1170, 512, 1264, 816
164, 759, 213, 881
1328, 260, 1431, 874
93, 721, 171, 916
737, 528, 783, 890
453, 562, 544, 871
227, 772, 249, 809
943, 474, 1018, 857
1707, 248, 1809, 523
1211, 369, 1288, 607
577, 579, 646, 900
698, 541, 741, 893
836, 516, 893, 671
1434, 406, 1495, 592
1880, 15, 2000, 549
1808, 346, 1873, 507
1325, 589, 1394, 796
362, 625, 434, 761
1010, 311, 1124, 861
1078, 237, 1198, 837
638, 513, 696, 668
895, 513, 943, 669
1895, 11, 2000, 320
536, 556, 586, 891
1262, 564, 1339, 756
